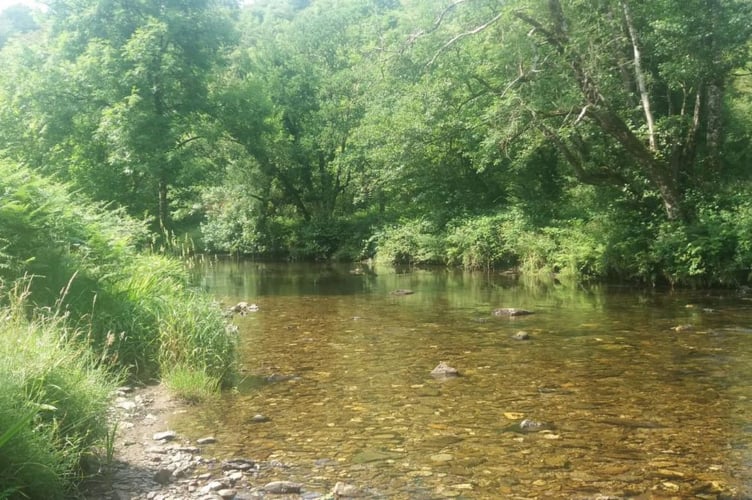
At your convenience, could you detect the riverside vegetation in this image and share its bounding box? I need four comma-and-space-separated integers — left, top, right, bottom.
0, 0, 750, 287
1, 0, 752, 497
0, 161, 237, 499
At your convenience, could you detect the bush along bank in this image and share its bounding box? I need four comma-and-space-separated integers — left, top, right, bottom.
0, 161, 238, 498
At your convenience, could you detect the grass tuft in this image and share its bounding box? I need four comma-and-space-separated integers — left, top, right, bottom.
0, 281, 116, 499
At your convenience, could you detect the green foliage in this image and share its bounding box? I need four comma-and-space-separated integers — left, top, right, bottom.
372, 219, 445, 266
163, 365, 220, 404
0, 161, 236, 384
445, 214, 514, 270
0, 283, 115, 500
0, 0, 751, 286
645, 198, 752, 286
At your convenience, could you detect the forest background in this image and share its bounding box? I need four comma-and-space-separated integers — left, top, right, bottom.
2, 0, 752, 287
1, 1, 751, 496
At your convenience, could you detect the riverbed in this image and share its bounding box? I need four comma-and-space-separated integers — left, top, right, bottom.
176, 260, 752, 498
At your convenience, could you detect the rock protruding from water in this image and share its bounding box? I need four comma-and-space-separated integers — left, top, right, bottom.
493, 307, 534, 317
264, 480, 302, 494
391, 289, 414, 296
519, 418, 552, 432
512, 330, 531, 340
431, 361, 459, 378
228, 301, 260, 316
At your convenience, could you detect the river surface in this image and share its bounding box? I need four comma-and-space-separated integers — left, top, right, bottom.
177, 260, 752, 499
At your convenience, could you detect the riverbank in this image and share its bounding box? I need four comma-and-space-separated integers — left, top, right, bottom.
81, 384, 363, 500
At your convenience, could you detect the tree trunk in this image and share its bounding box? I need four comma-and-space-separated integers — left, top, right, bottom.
158, 177, 169, 231
622, 0, 657, 151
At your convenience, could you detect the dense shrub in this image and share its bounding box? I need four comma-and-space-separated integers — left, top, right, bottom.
372, 218, 445, 266
445, 215, 514, 270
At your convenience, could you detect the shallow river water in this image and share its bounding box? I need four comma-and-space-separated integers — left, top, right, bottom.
177, 260, 752, 499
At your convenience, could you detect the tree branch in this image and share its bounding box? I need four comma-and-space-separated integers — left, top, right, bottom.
426, 11, 503, 67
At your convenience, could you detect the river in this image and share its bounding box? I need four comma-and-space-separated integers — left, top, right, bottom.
176, 259, 752, 498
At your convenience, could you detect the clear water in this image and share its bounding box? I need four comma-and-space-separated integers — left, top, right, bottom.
176, 260, 752, 498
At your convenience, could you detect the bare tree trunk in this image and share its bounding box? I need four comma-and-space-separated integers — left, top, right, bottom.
158, 177, 169, 232
621, 0, 657, 151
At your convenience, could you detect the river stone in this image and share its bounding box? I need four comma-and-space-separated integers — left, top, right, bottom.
430, 361, 459, 378
493, 307, 534, 316
264, 481, 302, 494
391, 289, 414, 296
512, 330, 530, 340
222, 458, 255, 471
196, 436, 217, 445
116, 400, 137, 411
152, 430, 177, 441
200, 480, 228, 494
407, 470, 433, 478
430, 453, 454, 462
250, 414, 270, 423
424, 435, 463, 447
218, 488, 237, 499
153, 467, 173, 485
519, 418, 552, 432
333, 482, 363, 497
541, 455, 570, 468
352, 449, 402, 464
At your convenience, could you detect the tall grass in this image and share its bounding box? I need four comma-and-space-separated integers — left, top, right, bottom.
0, 282, 115, 499
0, 160, 237, 386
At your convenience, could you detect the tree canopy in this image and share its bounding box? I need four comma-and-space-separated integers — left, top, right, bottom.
1, 0, 751, 285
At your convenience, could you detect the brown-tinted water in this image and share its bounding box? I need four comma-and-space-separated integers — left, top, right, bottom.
178, 260, 752, 498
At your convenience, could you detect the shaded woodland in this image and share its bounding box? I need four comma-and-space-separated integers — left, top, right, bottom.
2, 0, 752, 285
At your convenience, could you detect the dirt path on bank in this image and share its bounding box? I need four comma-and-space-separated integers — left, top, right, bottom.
80, 384, 332, 500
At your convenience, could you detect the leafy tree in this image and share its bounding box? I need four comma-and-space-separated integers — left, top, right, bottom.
0, 0, 239, 232
0, 4, 39, 47
418, 0, 752, 221
207, 0, 397, 256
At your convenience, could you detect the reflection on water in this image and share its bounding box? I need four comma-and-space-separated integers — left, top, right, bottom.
178, 260, 752, 498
